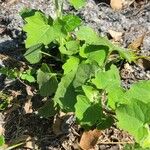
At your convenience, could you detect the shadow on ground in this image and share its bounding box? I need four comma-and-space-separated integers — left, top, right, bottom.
0, 30, 68, 149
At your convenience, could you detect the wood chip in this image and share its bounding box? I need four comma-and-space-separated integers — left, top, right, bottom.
79, 129, 101, 150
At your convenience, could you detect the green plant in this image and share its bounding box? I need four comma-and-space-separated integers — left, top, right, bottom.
0, 67, 35, 83
20, 0, 150, 148
0, 135, 5, 147
0, 0, 149, 149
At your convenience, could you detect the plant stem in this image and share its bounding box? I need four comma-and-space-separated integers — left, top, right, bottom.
98, 141, 134, 145
5, 142, 24, 150
54, 0, 63, 18
136, 55, 150, 60
40, 51, 63, 62
102, 51, 112, 70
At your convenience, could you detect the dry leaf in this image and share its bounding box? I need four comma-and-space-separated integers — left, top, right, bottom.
26, 86, 34, 96
128, 33, 146, 51
23, 97, 33, 114
108, 30, 123, 42
79, 129, 101, 150
110, 0, 123, 10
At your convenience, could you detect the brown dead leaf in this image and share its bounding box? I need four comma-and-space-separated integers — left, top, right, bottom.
128, 33, 146, 51
110, 0, 123, 10
79, 129, 101, 150
108, 30, 123, 42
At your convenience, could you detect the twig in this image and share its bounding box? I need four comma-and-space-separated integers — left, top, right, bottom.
98, 141, 134, 145
17, 77, 28, 87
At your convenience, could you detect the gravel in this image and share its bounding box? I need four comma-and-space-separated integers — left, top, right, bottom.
1, 0, 150, 51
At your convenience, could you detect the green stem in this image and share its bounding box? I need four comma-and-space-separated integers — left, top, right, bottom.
40, 51, 63, 62
102, 51, 112, 70
54, 0, 63, 18
136, 55, 150, 60
5, 142, 24, 150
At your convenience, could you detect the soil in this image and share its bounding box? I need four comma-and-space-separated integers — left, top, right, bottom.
0, 0, 150, 149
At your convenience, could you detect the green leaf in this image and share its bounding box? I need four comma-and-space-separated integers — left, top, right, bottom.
52, 18, 67, 40
76, 26, 100, 44
20, 8, 37, 20
76, 26, 115, 48
20, 69, 35, 83
20, 74, 35, 83
125, 80, 150, 104
73, 62, 94, 88
79, 45, 109, 66
82, 85, 100, 103
76, 26, 136, 62
107, 87, 125, 109
69, 0, 86, 9
59, 40, 80, 55
38, 100, 57, 118
65, 40, 80, 54
54, 57, 79, 112
37, 64, 58, 97
62, 56, 80, 75
124, 144, 150, 150
75, 95, 102, 127
97, 116, 114, 130
0, 67, 18, 79
92, 65, 121, 91
54, 73, 76, 112
23, 11, 62, 48
114, 46, 136, 62
116, 100, 150, 148
62, 14, 81, 32
0, 135, 5, 146
24, 43, 43, 64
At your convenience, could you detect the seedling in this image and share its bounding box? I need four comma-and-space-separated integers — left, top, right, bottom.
0, 0, 149, 149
